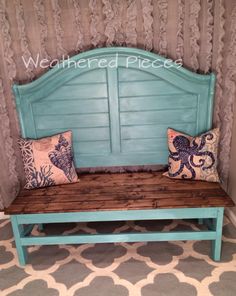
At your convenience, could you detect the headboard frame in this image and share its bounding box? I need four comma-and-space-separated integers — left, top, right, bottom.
13, 47, 215, 168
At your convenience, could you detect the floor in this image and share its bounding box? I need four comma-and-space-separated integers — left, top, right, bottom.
0, 217, 236, 296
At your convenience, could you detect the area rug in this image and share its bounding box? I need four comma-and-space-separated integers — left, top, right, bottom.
0, 217, 236, 296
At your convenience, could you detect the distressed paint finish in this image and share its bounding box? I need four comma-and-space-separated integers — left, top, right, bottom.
211, 207, 224, 261
14, 208, 221, 224
11, 215, 27, 266
13, 47, 215, 168
10, 207, 225, 265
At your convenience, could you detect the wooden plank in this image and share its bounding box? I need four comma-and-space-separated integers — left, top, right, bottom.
65, 68, 107, 84
15, 208, 220, 224
17, 186, 228, 198
36, 127, 110, 141
35, 113, 109, 129
32, 99, 108, 115
73, 152, 169, 168
13, 191, 230, 206
107, 67, 121, 153
20, 231, 217, 246
73, 140, 111, 154
5, 198, 233, 214
12, 189, 231, 205
118, 67, 158, 81
47, 83, 108, 100
17, 172, 227, 192
5, 172, 234, 214
14, 181, 228, 198
120, 95, 197, 112
10, 216, 27, 265
212, 208, 224, 261
120, 109, 197, 125
119, 81, 185, 97
121, 124, 196, 140
121, 138, 167, 152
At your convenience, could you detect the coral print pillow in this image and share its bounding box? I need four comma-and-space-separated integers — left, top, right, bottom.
18, 131, 79, 189
164, 128, 220, 182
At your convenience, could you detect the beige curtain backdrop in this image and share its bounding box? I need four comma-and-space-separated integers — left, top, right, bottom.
0, 0, 236, 209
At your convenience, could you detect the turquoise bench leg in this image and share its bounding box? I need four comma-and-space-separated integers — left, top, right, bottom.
198, 218, 204, 225
38, 224, 44, 231
211, 207, 224, 261
11, 216, 27, 266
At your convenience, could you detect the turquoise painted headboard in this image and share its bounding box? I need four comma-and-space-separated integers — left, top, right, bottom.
13, 47, 215, 168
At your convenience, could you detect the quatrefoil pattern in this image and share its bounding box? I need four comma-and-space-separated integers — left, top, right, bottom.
1, 218, 236, 296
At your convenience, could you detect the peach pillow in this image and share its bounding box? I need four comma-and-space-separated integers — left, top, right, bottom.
18, 131, 79, 189
163, 128, 220, 182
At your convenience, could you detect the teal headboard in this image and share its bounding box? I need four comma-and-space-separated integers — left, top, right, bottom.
13, 47, 215, 168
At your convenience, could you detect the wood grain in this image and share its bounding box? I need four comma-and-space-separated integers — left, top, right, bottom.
5, 172, 234, 214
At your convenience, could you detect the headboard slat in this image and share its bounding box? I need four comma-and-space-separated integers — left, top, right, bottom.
13, 47, 215, 168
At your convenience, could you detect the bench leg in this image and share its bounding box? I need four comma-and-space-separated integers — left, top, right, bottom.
11, 216, 27, 266
198, 218, 204, 225
211, 208, 224, 261
38, 224, 44, 231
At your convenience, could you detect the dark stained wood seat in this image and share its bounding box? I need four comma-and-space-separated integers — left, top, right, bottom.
5, 172, 234, 215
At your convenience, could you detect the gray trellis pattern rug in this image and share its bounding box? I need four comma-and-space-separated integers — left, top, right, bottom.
0, 217, 236, 296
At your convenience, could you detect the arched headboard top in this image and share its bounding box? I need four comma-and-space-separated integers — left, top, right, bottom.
13, 47, 216, 168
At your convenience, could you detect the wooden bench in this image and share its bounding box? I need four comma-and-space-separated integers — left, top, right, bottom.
5, 47, 234, 265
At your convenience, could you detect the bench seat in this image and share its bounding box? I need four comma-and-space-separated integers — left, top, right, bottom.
5, 172, 234, 214
6, 171, 234, 265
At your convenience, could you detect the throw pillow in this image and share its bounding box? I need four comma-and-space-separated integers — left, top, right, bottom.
163, 128, 220, 182
18, 130, 79, 189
